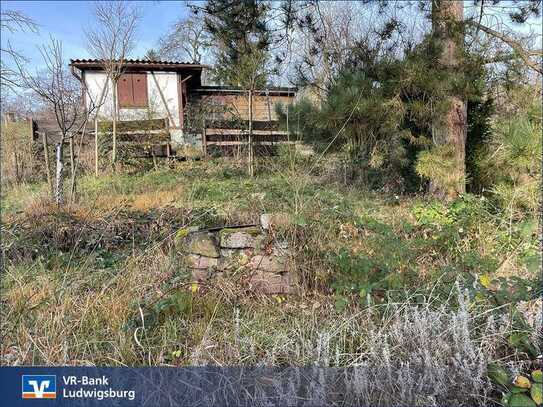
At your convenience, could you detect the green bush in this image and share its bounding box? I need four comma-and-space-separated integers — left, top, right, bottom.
476, 87, 541, 217
416, 144, 464, 194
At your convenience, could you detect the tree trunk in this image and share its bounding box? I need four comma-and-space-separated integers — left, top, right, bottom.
95, 118, 99, 176
71, 119, 90, 203
431, 0, 467, 199
55, 142, 64, 205
69, 135, 76, 203
112, 79, 118, 165
94, 77, 109, 176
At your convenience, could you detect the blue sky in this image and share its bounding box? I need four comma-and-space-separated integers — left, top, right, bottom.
1, 0, 190, 65
1, 0, 541, 83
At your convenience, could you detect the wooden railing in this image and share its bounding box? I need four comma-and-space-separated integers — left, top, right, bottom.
95, 118, 293, 159
97, 118, 172, 159
201, 120, 292, 157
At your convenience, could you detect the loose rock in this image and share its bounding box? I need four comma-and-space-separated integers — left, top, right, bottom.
178, 222, 297, 295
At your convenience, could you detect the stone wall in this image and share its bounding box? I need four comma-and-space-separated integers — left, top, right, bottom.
176, 214, 296, 295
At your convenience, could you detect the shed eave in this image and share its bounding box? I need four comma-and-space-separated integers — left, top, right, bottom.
69, 59, 206, 72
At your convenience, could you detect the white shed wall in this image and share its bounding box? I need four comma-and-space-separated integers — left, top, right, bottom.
84, 71, 181, 127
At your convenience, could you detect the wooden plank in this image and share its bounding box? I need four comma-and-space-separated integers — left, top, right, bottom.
205, 144, 283, 158
117, 144, 170, 157
205, 129, 289, 136
177, 73, 184, 129
206, 133, 288, 142
117, 141, 171, 146
132, 73, 148, 107
116, 131, 169, 142
182, 80, 187, 126
206, 120, 281, 131
189, 93, 293, 122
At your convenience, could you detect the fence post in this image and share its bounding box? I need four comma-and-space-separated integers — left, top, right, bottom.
94, 118, 99, 176
248, 89, 254, 177
202, 118, 207, 159
69, 133, 76, 203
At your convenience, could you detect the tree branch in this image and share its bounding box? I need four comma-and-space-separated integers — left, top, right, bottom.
468, 20, 543, 75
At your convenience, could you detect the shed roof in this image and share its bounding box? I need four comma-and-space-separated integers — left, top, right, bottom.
69, 59, 206, 71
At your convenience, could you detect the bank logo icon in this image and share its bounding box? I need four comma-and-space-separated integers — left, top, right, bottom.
22, 375, 57, 399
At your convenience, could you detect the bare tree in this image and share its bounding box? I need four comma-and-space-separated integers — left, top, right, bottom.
86, 1, 139, 166
464, 0, 543, 75
158, 14, 212, 63
291, 2, 363, 100
12, 38, 93, 204
0, 10, 38, 93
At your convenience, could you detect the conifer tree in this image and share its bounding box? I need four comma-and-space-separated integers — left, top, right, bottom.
196, 0, 271, 176
422, 0, 541, 199
199, 0, 270, 87
430, 0, 467, 199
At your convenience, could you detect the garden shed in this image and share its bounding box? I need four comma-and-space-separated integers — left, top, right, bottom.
70, 59, 297, 156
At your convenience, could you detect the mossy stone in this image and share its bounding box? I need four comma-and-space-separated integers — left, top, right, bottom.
174, 226, 200, 246
219, 226, 261, 237
188, 232, 220, 257
220, 226, 263, 249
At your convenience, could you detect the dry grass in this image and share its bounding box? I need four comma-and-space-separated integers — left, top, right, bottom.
1, 159, 539, 406
0, 251, 514, 406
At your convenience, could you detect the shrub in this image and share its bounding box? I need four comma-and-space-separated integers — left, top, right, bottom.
416, 143, 465, 195
476, 86, 541, 218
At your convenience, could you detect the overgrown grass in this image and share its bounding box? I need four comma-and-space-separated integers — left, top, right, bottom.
1, 158, 540, 405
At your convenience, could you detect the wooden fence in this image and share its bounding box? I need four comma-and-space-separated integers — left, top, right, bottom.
202, 120, 293, 157
94, 118, 293, 160
97, 118, 172, 159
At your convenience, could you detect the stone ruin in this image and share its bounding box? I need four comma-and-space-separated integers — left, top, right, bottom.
176, 213, 297, 295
